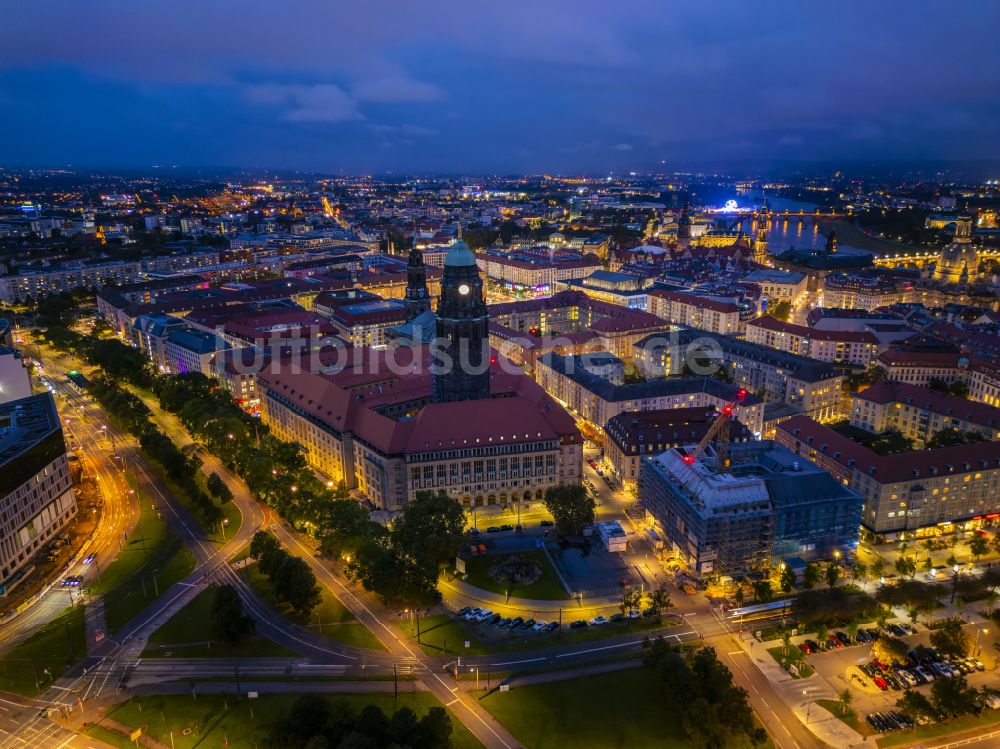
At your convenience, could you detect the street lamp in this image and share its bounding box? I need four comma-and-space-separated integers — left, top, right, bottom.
976, 628, 989, 656
803, 690, 812, 724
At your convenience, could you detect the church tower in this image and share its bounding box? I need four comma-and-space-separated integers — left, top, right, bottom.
677, 198, 692, 250
753, 198, 770, 262
432, 235, 491, 403
404, 227, 431, 321
825, 229, 838, 254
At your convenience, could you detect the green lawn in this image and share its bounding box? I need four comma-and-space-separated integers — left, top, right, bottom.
766, 646, 814, 678
90, 693, 483, 749
817, 699, 874, 738
482, 667, 767, 749
244, 562, 387, 652
91, 496, 169, 596
143, 585, 298, 659
0, 605, 86, 697
460, 550, 569, 600
404, 613, 665, 656
103, 544, 197, 633
876, 710, 1000, 748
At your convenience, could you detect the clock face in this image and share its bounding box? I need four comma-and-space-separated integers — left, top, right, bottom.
458, 283, 470, 295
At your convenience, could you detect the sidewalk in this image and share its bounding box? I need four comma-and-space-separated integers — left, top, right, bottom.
734, 627, 870, 748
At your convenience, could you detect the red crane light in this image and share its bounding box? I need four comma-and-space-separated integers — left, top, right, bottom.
722, 405, 733, 416
682, 455, 695, 465
736, 388, 747, 401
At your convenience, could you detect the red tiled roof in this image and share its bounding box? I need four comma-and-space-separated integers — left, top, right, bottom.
749, 316, 879, 344
648, 289, 740, 314
854, 381, 1000, 428
777, 415, 1000, 483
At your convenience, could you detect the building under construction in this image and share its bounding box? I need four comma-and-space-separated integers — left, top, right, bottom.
638, 439, 862, 576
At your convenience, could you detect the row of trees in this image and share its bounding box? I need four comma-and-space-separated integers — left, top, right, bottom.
250, 532, 322, 616
643, 639, 767, 748
270, 694, 454, 749
87, 375, 225, 528
897, 675, 996, 725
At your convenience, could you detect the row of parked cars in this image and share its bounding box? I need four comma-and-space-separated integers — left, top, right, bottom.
860, 647, 984, 692
798, 624, 916, 655
457, 607, 560, 633
866, 711, 915, 733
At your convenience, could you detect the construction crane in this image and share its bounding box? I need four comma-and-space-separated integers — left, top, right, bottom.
681, 387, 747, 469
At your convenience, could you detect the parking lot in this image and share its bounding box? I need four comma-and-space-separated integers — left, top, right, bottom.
799, 620, 999, 734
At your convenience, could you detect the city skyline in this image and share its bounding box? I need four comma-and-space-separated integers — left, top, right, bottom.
2, 1, 999, 173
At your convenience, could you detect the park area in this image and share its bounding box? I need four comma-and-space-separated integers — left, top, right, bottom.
87, 692, 483, 749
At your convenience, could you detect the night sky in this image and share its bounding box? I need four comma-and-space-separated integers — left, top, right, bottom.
1, 1, 998, 173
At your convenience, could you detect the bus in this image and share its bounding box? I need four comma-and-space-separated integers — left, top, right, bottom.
726, 598, 795, 624
67, 370, 90, 390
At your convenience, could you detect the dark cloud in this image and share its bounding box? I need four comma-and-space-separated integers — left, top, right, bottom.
0, 0, 997, 171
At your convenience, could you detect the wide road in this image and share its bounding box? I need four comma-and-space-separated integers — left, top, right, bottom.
0, 344, 141, 653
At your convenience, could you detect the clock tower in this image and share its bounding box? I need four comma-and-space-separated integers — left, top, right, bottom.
432, 235, 491, 403
404, 227, 431, 321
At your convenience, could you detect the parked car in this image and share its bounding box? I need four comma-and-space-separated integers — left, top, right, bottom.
835, 631, 852, 647
486, 526, 500, 533
545, 621, 560, 632
610, 613, 625, 623
540, 520, 554, 527
804, 639, 822, 653
570, 620, 587, 629
520, 619, 536, 630
626, 609, 641, 619
531, 620, 547, 631
474, 610, 494, 623
500, 524, 514, 532
827, 635, 843, 649
589, 616, 608, 626
799, 643, 814, 655
508, 617, 524, 629
486, 614, 502, 625
457, 607, 472, 617
873, 676, 888, 691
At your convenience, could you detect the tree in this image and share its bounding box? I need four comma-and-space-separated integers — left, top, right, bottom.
895, 556, 917, 579
779, 564, 796, 593
825, 562, 840, 588
896, 690, 935, 724
927, 428, 985, 449
417, 706, 453, 749
770, 300, 792, 322
543, 485, 596, 536
968, 535, 989, 565
648, 588, 673, 622
838, 688, 853, 716
211, 584, 255, 644
753, 580, 772, 603
850, 562, 868, 584
870, 557, 886, 580
620, 589, 642, 622
206, 472, 233, 503
929, 618, 971, 658
781, 629, 792, 657
272, 554, 322, 616
321, 499, 378, 559
931, 674, 980, 720
875, 604, 891, 630
250, 531, 283, 575
803, 562, 820, 590
734, 584, 745, 607
390, 491, 466, 573
873, 636, 909, 666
